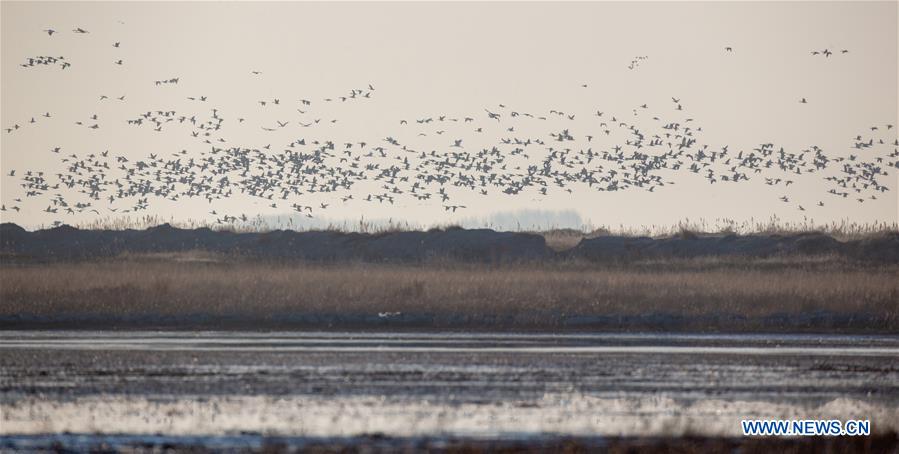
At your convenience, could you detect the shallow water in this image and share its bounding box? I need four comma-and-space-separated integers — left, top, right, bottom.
3, 330, 898, 352
1, 331, 897, 440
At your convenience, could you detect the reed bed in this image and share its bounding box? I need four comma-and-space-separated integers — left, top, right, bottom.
2, 256, 896, 330
55, 214, 898, 242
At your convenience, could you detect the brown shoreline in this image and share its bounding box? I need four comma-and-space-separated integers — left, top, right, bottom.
2, 311, 897, 334
3, 224, 897, 334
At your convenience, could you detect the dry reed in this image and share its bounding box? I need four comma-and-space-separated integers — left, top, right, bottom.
2, 256, 896, 330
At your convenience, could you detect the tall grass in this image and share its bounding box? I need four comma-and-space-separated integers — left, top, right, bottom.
2, 258, 897, 330
55, 214, 898, 240
71, 214, 423, 234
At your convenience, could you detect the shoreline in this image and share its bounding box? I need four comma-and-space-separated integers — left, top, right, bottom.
2, 432, 897, 451
2, 311, 897, 334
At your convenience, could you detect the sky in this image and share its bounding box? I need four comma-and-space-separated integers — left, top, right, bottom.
1, 1, 897, 231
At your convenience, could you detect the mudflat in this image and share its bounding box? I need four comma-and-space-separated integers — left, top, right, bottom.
1, 331, 897, 450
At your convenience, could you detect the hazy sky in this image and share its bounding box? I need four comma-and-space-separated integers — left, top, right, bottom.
1, 1, 897, 230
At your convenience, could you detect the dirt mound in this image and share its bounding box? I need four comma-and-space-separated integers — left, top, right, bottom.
2, 223, 896, 263
0, 223, 550, 263
567, 231, 898, 262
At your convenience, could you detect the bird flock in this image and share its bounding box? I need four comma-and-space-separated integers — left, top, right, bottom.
20, 55, 70, 70
627, 55, 649, 70
2, 24, 897, 227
